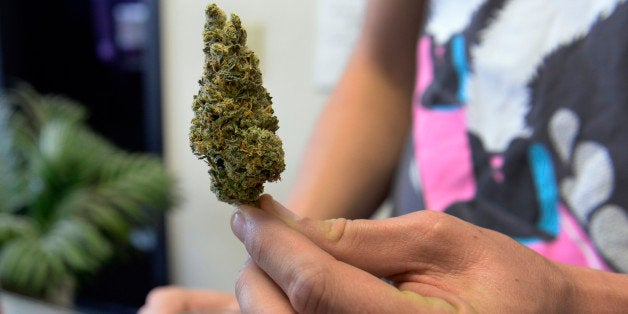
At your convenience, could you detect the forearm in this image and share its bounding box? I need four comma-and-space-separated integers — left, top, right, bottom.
287, 0, 427, 219
287, 55, 412, 219
561, 264, 628, 312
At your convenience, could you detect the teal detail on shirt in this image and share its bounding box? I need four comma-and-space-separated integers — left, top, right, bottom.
432, 104, 462, 111
451, 34, 469, 104
517, 143, 561, 244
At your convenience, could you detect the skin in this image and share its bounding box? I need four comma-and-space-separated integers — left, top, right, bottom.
138, 288, 238, 314
232, 195, 628, 313
285, 0, 425, 220
141, 195, 628, 313
141, 0, 628, 312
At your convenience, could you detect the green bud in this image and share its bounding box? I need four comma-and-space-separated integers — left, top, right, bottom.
190, 4, 286, 205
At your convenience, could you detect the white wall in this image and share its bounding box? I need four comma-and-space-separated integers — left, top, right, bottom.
160, 0, 328, 291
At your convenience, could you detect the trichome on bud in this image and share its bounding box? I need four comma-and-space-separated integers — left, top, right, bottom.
190, 3, 285, 205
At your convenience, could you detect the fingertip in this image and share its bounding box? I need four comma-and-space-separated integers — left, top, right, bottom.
259, 194, 274, 209
259, 195, 301, 223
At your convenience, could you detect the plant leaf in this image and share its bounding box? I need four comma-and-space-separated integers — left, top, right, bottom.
0, 213, 37, 245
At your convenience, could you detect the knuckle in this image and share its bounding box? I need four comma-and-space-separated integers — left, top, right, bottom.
287, 264, 330, 313
415, 210, 454, 239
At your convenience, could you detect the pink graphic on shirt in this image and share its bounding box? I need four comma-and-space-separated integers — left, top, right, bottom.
434, 45, 446, 59
528, 204, 610, 270
412, 36, 476, 211
490, 155, 505, 183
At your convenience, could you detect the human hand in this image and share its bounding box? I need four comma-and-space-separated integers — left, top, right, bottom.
231, 195, 575, 313
139, 286, 239, 314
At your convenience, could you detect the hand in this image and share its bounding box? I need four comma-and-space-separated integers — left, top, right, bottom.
139, 286, 239, 314
231, 195, 576, 313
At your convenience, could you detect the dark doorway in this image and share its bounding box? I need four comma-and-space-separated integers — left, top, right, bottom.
0, 0, 168, 312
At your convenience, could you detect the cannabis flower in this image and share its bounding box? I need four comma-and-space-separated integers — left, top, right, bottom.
190, 4, 285, 205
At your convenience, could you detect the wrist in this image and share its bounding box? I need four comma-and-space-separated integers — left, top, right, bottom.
559, 263, 628, 312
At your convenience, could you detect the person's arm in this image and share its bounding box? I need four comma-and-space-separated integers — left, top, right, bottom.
287, 0, 427, 219
139, 287, 238, 314
563, 264, 628, 312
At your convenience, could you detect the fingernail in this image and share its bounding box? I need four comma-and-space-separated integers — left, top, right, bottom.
231, 208, 246, 241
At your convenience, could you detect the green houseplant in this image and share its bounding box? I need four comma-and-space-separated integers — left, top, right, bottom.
0, 86, 175, 306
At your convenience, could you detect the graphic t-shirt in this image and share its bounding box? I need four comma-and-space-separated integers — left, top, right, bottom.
394, 0, 628, 273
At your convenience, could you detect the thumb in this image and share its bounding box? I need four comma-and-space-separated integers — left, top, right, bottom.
260, 195, 479, 278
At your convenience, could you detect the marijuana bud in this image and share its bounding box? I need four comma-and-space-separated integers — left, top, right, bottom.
190, 4, 285, 205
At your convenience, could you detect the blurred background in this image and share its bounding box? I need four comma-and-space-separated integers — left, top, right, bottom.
0, 0, 365, 312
